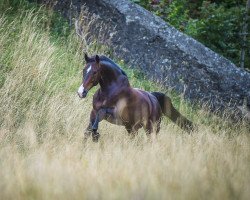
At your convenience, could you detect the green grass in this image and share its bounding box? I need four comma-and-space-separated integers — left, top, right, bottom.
0, 1, 249, 200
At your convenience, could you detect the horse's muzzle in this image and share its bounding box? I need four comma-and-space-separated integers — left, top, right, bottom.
78, 90, 88, 98
82, 90, 88, 98
77, 85, 88, 98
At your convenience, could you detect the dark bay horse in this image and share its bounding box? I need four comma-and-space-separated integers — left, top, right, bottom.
78, 54, 193, 142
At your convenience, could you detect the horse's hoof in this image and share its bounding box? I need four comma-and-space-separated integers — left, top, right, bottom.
92, 133, 100, 142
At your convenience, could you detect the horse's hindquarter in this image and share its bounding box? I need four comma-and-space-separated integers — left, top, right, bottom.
127, 88, 162, 124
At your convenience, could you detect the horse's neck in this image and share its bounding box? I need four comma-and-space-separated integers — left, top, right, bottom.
99, 64, 129, 92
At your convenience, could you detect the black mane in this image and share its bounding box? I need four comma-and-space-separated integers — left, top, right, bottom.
88, 55, 127, 77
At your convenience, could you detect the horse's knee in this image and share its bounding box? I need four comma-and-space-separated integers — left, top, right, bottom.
92, 108, 114, 131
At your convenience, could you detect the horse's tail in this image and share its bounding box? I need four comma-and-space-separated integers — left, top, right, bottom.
151, 92, 194, 132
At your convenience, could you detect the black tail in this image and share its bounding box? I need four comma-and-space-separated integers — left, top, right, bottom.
151, 92, 194, 132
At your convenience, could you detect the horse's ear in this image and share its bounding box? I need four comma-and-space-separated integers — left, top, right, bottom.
84, 53, 89, 63
95, 55, 100, 64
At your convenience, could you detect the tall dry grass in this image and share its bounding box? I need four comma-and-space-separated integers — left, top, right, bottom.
0, 5, 250, 200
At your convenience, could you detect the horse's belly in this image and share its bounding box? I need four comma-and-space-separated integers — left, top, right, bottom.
105, 116, 124, 126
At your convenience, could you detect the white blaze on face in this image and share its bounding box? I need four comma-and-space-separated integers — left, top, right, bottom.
87, 65, 92, 74
78, 84, 84, 98
78, 65, 92, 98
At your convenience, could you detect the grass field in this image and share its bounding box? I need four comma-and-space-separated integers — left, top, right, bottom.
0, 1, 250, 200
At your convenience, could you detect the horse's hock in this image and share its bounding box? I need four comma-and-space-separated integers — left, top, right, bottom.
52, 0, 250, 114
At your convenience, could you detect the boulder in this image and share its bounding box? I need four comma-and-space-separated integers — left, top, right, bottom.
52, 0, 250, 113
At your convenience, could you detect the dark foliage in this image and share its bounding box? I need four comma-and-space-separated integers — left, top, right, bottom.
131, 0, 250, 69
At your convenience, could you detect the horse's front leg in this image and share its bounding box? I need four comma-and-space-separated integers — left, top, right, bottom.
92, 108, 114, 132
85, 109, 100, 142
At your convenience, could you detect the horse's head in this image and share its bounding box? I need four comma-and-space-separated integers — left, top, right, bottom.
78, 54, 101, 98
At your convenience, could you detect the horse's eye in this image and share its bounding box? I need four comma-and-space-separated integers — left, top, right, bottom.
93, 71, 97, 75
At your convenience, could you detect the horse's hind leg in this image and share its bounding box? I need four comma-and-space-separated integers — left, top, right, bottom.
125, 124, 140, 139
145, 121, 153, 136
156, 118, 161, 134
144, 120, 158, 141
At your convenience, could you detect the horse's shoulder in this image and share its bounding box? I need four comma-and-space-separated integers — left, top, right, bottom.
93, 89, 101, 100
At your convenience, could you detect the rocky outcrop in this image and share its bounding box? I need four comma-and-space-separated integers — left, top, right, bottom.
52, 0, 250, 114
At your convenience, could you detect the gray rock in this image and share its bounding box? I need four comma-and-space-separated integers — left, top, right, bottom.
52, 0, 250, 114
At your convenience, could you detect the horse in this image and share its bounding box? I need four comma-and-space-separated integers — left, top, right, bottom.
77, 54, 193, 142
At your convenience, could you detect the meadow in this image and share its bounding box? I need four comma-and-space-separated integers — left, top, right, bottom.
0, 2, 249, 199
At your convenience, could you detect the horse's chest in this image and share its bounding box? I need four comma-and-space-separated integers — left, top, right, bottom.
93, 97, 116, 111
